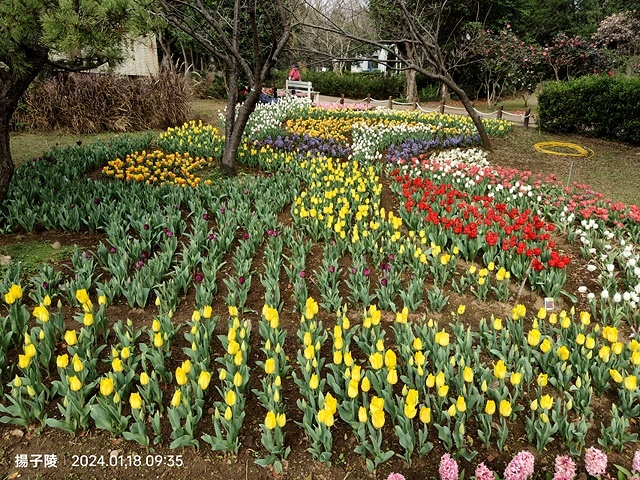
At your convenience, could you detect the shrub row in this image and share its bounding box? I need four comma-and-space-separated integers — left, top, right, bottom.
538, 75, 640, 144
13, 71, 193, 134
301, 71, 406, 100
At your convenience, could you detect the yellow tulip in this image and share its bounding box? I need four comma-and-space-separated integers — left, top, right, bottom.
369, 352, 383, 370
537, 373, 548, 387
438, 385, 449, 397
140, 372, 149, 386
610, 369, 623, 383
371, 410, 385, 429
493, 360, 507, 379
426, 374, 435, 388
112, 357, 123, 372
420, 406, 431, 424
152, 319, 161, 332
33, 305, 49, 323
233, 372, 242, 388
347, 379, 359, 398
264, 357, 276, 375
100, 377, 114, 396
435, 371, 446, 388
580, 311, 591, 325
73, 355, 84, 373
435, 330, 450, 347
510, 372, 522, 386
493, 317, 503, 330
324, 393, 337, 415
198, 371, 211, 390
499, 399, 512, 417
404, 402, 417, 419
121, 347, 131, 359
540, 394, 553, 410
276, 413, 286, 428
384, 349, 397, 369
57, 354, 69, 369
358, 406, 368, 423
203, 305, 212, 318
361, 376, 371, 392
537, 308, 547, 320
263, 411, 276, 430
224, 406, 233, 421
485, 400, 496, 415
413, 337, 423, 350
64, 330, 77, 346
18, 354, 30, 369
456, 396, 467, 412
226, 389, 237, 406
176, 366, 187, 385
540, 339, 552, 353
75, 289, 90, 305
83, 312, 94, 326
557, 346, 570, 361
171, 389, 182, 407
69, 375, 82, 392
527, 329, 541, 346
387, 368, 398, 385
624, 375, 637, 391
463, 366, 473, 383
24, 343, 36, 359
228, 305, 238, 317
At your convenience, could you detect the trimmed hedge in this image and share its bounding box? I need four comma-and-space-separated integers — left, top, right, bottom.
301, 71, 406, 100
538, 75, 640, 144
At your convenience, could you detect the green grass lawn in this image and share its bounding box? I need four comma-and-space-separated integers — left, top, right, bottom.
10, 131, 156, 169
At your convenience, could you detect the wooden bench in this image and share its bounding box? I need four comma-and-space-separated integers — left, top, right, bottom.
285, 80, 319, 101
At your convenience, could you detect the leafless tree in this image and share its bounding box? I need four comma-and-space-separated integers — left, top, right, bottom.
299, 0, 492, 149
154, 0, 301, 175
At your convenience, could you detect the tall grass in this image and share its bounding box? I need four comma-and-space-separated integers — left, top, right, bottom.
13, 71, 193, 134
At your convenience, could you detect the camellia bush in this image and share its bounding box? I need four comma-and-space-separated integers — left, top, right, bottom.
1, 97, 639, 478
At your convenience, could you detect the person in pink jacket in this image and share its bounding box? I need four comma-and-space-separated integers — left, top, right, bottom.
288, 63, 300, 94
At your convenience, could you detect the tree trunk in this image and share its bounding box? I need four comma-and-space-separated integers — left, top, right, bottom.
406, 69, 417, 103
444, 74, 492, 151
0, 49, 48, 203
220, 69, 262, 176
439, 82, 450, 101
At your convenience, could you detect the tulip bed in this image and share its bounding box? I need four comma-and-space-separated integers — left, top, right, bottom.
1, 97, 639, 479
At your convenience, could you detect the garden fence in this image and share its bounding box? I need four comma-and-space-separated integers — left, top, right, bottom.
305, 92, 535, 127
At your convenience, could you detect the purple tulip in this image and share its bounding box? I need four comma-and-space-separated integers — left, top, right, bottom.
42, 282, 49, 290
166, 231, 174, 238
238, 276, 245, 285
299, 271, 306, 278
381, 278, 388, 286
220, 206, 226, 214
109, 247, 116, 254
93, 198, 100, 205
203, 213, 209, 220
143, 224, 149, 230
363, 268, 370, 276
194, 273, 204, 283
329, 265, 335, 273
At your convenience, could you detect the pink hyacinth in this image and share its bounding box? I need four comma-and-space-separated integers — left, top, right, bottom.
585, 447, 608, 477
439, 453, 459, 480
475, 462, 495, 480
553, 455, 576, 480
387, 474, 406, 480
504, 451, 535, 480
632, 450, 640, 474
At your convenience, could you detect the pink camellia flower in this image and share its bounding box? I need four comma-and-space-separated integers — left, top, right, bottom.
553, 455, 576, 480
585, 447, 608, 477
439, 453, 459, 480
504, 451, 535, 480
475, 462, 495, 480
633, 450, 640, 474
387, 474, 406, 480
